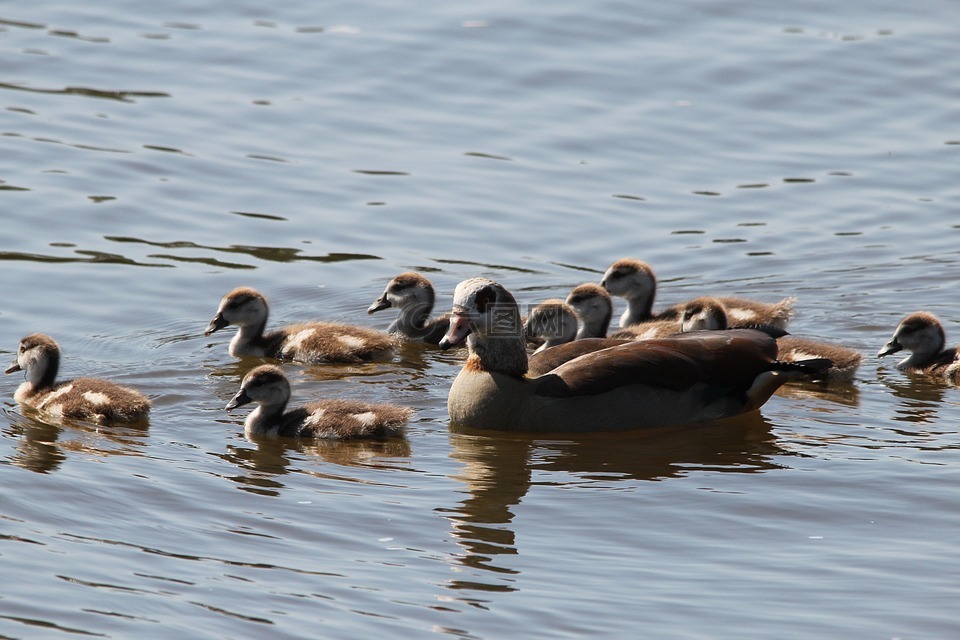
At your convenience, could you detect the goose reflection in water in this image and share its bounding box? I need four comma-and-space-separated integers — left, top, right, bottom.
437, 412, 787, 599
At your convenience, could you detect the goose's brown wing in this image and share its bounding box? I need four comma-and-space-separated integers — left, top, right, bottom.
534, 329, 778, 398
527, 338, 630, 376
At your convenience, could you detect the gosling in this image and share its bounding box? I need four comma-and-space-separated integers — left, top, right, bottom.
225, 364, 412, 439
5, 333, 150, 423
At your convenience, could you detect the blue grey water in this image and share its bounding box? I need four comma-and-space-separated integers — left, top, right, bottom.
1, 0, 958, 637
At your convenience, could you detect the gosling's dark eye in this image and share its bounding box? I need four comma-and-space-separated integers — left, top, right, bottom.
568, 296, 581, 304
391, 281, 413, 293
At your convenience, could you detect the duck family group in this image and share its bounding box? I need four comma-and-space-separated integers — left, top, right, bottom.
6, 258, 957, 436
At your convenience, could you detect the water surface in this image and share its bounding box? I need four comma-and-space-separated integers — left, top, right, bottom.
1, 1, 959, 638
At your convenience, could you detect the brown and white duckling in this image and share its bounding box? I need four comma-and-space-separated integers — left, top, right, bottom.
524, 283, 632, 376
225, 364, 412, 438
565, 283, 614, 339
600, 258, 795, 329
367, 272, 451, 344
679, 296, 730, 332
5, 333, 150, 423
564, 283, 679, 340
680, 297, 861, 383
523, 299, 579, 353
437, 277, 829, 432
878, 312, 960, 383
205, 287, 397, 363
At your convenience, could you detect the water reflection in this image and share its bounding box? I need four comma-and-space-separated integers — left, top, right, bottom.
106, 236, 380, 267
2, 409, 149, 473
0, 239, 389, 270
877, 368, 949, 425
439, 413, 786, 596
214, 429, 412, 497
3, 411, 64, 472
205, 359, 412, 393
775, 380, 862, 408
0, 249, 170, 267
0, 81, 169, 102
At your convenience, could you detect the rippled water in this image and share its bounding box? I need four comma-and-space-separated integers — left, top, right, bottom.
2, 1, 959, 638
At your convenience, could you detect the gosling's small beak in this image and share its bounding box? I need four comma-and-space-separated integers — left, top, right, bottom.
225, 388, 252, 411
205, 312, 229, 336
877, 337, 902, 358
5, 360, 21, 375
367, 294, 391, 315
439, 313, 473, 350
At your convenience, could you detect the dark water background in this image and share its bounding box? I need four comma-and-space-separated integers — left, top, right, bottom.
1, 1, 958, 638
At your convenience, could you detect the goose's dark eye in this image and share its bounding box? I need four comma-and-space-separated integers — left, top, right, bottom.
568, 295, 581, 304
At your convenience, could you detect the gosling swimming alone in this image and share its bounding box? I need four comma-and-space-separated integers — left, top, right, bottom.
224, 364, 412, 438
878, 311, 960, 383
5, 333, 150, 424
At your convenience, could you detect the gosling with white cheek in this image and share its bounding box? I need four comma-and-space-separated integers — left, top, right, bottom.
563, 283, 680, 340
600, 258, 795, 329
680, 297, 861, 383
224, 365, 412, 439
525, 299, 629, 377
878, 311, 960, 383
523, 299, 579, 354
565, 283, 614, 338
367, 272, 451, 344
205, 287, 397, 364
5, 333, 150, 424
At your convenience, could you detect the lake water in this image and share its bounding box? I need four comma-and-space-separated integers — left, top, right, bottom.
2, 0, 959, 637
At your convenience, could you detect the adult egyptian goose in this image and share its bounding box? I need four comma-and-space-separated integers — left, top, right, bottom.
523, 299, 579, 354
878, 312, 960, 383
680, 296, 861, 382
224, 364, 412, 438
205, 287, 396, 363
437, 277, 828, 432
564, 283, 680, 340
367, 272, 451, 344
5, 333, 150, 423
600, 258, 795, 329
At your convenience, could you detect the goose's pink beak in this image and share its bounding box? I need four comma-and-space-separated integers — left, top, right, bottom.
439, 313, 473, 350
